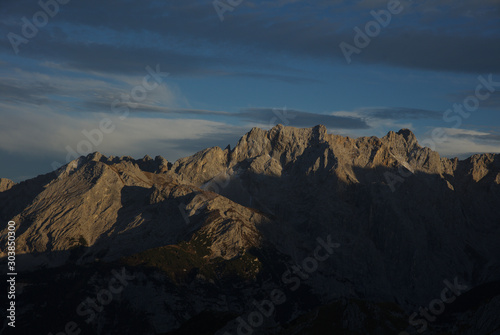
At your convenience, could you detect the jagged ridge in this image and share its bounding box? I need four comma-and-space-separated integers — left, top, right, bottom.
1, 125, 500, 335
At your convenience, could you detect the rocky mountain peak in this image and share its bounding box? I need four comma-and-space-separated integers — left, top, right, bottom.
397, 128, 416, 142
0, 178, 15, 192
267, 123, 327, 142
383, 128, 418, 145
380, 128, 421, 161
313, 123, 328, 137
87, 151, 104, 162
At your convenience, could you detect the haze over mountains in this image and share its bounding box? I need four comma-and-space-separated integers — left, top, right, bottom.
1, 125, 500, 334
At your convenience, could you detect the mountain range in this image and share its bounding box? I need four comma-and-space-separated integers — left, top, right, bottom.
1, 124, 500, 335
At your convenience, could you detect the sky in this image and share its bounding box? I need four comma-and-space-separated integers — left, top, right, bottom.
1, 0, 499, 182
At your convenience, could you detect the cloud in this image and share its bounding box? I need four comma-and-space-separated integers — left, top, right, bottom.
0, 105, 242, 162
450, 90, 500, 110
441, 128, 500, 143
422, 127, 500, 157
441, 128, 490, 137
79, 104, 370, 130
0, 64, 192, 116
83, 101, 230, 117
0, 81, 58, 105
161, 130, 245, 154
237, 107, 370, 129
354, 107, 443, 120
0, 36, 316, 83
220, 71, 322, 84
346, 33, 500, 74
1, 0, 498, 76
0, 106, 83, 156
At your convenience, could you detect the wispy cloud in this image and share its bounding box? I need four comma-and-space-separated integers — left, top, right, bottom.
450, 90, 500, 110
238, 107, 370, 129
423, 127, 500, 157
1, 0, 498, 75
354, 107, 443, 120
0, 106, 241, 160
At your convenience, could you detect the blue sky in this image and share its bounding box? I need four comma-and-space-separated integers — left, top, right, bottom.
1, 0, 499, 182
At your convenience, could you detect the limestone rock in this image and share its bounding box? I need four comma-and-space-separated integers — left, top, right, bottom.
0, 178, 15, 192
